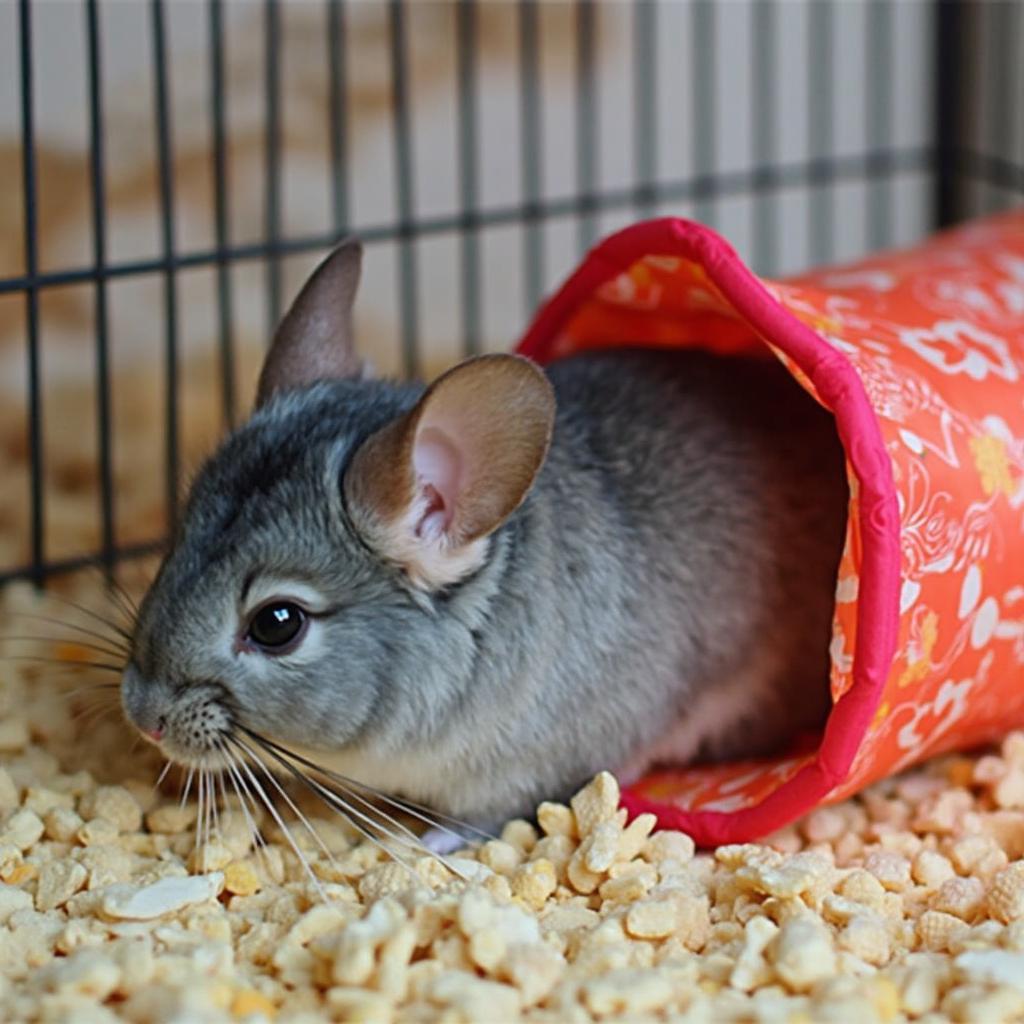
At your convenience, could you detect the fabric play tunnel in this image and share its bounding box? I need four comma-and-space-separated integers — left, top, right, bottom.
516, 209, 1024, 847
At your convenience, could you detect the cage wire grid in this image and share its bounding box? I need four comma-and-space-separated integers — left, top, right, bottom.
1, 0, 1023, 589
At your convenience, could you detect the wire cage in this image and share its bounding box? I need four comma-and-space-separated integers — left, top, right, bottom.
0, 0, 1021, 590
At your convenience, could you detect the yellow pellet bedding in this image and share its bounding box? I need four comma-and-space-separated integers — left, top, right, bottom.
4, 586, 1024, 1022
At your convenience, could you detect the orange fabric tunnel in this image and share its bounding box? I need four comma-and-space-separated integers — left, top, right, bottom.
516, 210, 1024, 845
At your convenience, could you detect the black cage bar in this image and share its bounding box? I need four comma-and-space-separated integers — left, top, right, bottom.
1, 0, 1022, 589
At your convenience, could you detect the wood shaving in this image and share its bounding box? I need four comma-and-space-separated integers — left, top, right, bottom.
5, 586, 1024, 1020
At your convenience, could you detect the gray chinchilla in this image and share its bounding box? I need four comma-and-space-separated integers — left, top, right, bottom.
121, 240, 848, 832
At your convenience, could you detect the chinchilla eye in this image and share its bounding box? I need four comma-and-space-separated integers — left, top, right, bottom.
247, 602, 307, 652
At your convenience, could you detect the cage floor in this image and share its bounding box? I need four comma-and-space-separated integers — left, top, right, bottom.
1, 579, 1024, 1023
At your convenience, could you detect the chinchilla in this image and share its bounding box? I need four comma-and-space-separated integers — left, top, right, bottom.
121, 240, 848, 837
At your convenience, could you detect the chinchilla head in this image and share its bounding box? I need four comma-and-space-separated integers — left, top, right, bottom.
121, 240, 555, 771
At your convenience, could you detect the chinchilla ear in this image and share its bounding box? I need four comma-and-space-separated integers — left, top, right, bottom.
255, 239, 367, 407
344, 354, 555, 589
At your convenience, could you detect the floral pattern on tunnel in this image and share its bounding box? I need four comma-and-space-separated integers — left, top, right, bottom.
517, 209, 1024, 846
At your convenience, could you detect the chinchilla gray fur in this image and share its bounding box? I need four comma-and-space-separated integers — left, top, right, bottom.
122, 239, 848, 830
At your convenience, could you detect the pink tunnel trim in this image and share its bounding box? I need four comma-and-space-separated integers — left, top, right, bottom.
516, 218, 902, 845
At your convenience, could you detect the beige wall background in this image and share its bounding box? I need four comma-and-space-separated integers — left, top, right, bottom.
0, 0, 982, 576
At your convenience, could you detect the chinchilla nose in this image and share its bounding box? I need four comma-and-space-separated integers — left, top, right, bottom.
120, 664, 169, 742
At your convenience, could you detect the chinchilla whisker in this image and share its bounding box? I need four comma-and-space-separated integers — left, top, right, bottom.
218, 745, 267, 853
241, 736, 423, 879
64, 683, 119, 704
71, 703, 120, 731
284, 759, 424, 863
62, 682, 121, 697
218, 771, 234, 837
237, 745, 343, 872
68, 700, 118, 724
200, 770, 211, 850
67, 690, 120, 713
204, 770, 216, 849
89, 567, 141, 626
330, 782, 428, 856
9, 668, 117, 692
103, 586, 136, 627
246, 745, 465, 878
50, 591, 134, 638
180, 766, 195, 811
244, 734, 424, 854
119, 565, 155, 614
315, 775, 454, 866
4, 667, 119, 701
76, 684, 121, 702
205, 771, 215, 849
81, 568, 139, 628
217, 772, 235, 852
197, 772, 204, 850
210, 772, 223, 844
219, 749, 271, 877
241, 728, 471, 841
286, 768, 423, 879
195, 771, 204, 854
222, 754, 266, 852
203, 770, 215, 849
43, 593, 134, 643
7, 614, 129, 647
1, 635, 128, 661
230, 735, 339, 871
313, 775, 473, 880
153, 760, 173, 794
70, 708, 119, 732
243, 727, 493, 845
116, 583, 140, 620
207, 771, 216, 848
6, 613, 131, 654
337, 777, 492, 847
228, 742, 325, 899
0, 656, 123, 673
241, 734, 426, 860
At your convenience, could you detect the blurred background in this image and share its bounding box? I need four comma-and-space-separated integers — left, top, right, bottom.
0, 0, 1021, 588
